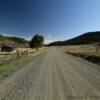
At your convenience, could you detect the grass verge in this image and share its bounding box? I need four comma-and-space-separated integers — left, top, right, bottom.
67, 52, 100, 66
0, 55, 34, 80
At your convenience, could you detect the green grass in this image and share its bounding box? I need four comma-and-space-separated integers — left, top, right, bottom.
0, 55, 34, 79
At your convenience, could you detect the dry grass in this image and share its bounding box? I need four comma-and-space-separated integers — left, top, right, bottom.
60, 45, 100, 57
59, 45, 100, 65
0, 47, 48, 63
0, 47, 48, 80
0, 47, 47, 55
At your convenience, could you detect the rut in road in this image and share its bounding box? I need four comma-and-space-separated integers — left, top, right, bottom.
0, 48, 100, 100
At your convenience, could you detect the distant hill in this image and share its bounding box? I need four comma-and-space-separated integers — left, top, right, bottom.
0, 34, 29, 47
49, 31, 100, 46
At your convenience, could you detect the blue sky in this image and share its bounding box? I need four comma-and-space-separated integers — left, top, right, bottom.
0, 0, 100, 43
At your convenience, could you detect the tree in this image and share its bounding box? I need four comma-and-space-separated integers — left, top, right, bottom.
30, 34, 44, 50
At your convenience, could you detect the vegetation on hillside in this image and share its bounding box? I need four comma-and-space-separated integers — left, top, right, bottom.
0, 35, 28, 43
0, 34, 29, 47
0, 34, 45, 49
49, 31, 100, 46
7, 37, 28, 44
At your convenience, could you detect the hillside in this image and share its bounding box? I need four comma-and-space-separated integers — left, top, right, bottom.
0, 34, 29, 47
49, 31, 100, 46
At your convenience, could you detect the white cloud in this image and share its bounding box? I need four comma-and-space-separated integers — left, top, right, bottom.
24, 36, 32, 41
44, 34, 54, 44
44, 38, 54, 44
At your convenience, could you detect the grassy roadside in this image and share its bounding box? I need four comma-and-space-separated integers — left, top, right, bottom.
67, 52, 100, 66
0, 54, 35, 80
0, 47, 48, 81
58, 45, 100, 66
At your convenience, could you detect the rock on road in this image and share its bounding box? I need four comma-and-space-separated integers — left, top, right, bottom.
0, 48, 100, 100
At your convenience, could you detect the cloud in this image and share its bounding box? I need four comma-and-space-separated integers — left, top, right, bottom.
25, 34, 55, 44
24, 36, 32, 41
44, 34, 59, 44
44, 38, 54, 44
44, 35, 54, 44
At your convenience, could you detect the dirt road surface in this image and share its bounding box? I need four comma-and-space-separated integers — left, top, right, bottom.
0, 47, 100, 100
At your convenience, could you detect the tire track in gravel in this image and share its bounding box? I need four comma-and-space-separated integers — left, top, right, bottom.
0, 47, 100, 100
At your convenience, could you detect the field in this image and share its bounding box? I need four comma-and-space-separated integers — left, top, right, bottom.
60, 45, 100, 55
59, 45, 100, 65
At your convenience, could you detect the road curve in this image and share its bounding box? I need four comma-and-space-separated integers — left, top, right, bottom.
0, 47, 100, 100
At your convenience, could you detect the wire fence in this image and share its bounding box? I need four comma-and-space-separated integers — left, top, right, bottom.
0, 47, 48, 64
0, 48, 35, 64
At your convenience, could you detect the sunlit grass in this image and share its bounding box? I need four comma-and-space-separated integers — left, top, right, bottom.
0, 55, 34, 79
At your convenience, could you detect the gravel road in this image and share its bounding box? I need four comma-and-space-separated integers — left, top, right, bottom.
0, 47, 100, 100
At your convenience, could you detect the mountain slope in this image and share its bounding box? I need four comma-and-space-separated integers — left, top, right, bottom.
0, 35, 29, 47
49, 31, 100, 46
